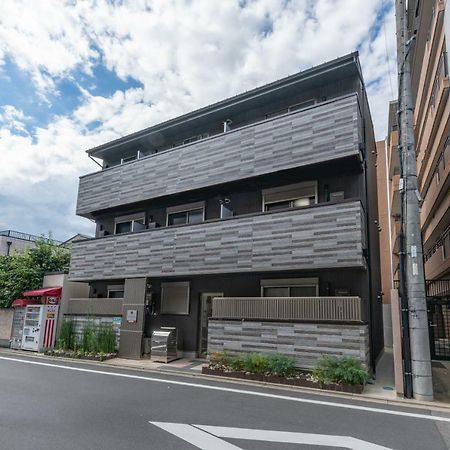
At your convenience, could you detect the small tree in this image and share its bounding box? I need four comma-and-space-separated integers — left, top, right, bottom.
0, 236, 70, 308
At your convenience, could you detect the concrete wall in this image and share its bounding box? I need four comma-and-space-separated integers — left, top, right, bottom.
0, 236, 35, 256
76, 94, 361, 216
70, 201, 366, 281
375, 139, 394, 348
208, 319, 370, 369
0, 309, 14, 347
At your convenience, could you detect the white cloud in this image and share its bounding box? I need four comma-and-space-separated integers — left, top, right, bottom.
0, 0, 396, 239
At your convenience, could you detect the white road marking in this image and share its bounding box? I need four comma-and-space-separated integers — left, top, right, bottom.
151, 422, 394, 450
151, 422, 242, 449
1, 355, 449, 423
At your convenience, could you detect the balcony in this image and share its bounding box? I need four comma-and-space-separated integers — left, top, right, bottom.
388, 130, 400, 178
390, 174, 401, 218
69, 200, 366, 281
425, 247, 450, 280
211, 296, 365, 323
76, 94, 361, 217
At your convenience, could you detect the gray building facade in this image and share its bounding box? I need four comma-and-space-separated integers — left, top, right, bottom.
69, 52, 383, 363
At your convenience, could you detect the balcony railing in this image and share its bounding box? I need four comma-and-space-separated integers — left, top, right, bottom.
76, 94, 361, 217
430, 51, 448, 109
0, 230, 62, 245
69, 200, 365, 281
211, 296, 365, 323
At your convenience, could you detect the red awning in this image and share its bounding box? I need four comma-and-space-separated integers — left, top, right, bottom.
11, 298, 40, 308
22, 287, 62, 297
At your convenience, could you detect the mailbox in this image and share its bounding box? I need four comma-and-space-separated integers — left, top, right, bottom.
150, 327, 178, 363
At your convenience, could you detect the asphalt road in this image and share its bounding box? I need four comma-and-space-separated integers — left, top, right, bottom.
1, 352, 450, 450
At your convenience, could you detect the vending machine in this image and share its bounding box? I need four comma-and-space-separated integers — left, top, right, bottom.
21, 304, 59, 352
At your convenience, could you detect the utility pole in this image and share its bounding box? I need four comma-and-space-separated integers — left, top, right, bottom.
395, 0, 433, 401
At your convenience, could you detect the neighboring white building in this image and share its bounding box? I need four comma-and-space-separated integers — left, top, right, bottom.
0, 230, 62, 256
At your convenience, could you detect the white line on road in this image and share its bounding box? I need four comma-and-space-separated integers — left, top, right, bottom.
1, 355, 449, 423
151, 422, 242, 449
151, 422, 394, 450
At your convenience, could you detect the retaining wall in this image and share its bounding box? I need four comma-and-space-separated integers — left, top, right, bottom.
208, 319, 370, 369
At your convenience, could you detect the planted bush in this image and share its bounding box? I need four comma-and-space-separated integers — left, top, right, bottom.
266, 354, 297, 377
58, 319, 74, 350
241, 353, 270, 374
82, 320, 97, 353
55, 319, 116, 355
97, 325, 116, 354
208, 352, 297, 377
209, 352, 233, 370
312, 356, 369, 385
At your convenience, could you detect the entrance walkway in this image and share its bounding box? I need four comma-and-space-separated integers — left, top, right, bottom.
104, 356, 206, 374
432, 361, 450, 403
364, 348, 397, 400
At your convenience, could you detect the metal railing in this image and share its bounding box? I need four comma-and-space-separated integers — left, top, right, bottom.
211, 296, 364, 323
0, 230, 62, 245
394, 279, 450, 298
430, 51, 448, 109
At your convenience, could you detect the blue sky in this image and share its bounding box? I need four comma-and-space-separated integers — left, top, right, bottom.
0, 0, 396, 241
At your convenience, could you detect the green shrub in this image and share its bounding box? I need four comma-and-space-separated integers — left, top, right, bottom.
229, 356, 246, 372
81, 320, 97, 353
59, 319, 74, 350
312, 356, 369, 385
209, 352, 233, 370
241, 353, 270, 374
97, 324, 116, 353
266, 354, 297, 377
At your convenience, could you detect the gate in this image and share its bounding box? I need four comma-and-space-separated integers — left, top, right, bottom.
428, 298, 450, 360
427, 279, 450, 361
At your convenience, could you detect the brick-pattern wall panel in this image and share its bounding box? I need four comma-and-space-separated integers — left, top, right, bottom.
69, 201, 365, 281
208, 319, 370, 369
77, 95, 361, 216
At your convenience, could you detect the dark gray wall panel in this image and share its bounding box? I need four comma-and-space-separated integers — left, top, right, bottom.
76, 95, 361, 216
69, 201, 365, 281
208, 319, 370, 369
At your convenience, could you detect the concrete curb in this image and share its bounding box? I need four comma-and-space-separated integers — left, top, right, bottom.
2, 349, 450, 414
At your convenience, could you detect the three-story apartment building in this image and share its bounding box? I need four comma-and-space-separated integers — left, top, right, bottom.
68, 52, 382, 364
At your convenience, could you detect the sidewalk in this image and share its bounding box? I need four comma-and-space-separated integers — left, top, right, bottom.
364, 348, 397, 400
104, 355, 206, 374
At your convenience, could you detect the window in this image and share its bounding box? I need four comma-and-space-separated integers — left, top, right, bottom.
107, 285, 124, 298
262, 182, 317, 212
261, 278, 319, 297
120, 150, 144, 165
265, 100, 315, 119
114, 213, 146, 235
166, 202, 205, 226
161, 282, 190, 315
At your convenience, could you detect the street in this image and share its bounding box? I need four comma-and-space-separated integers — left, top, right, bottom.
1, 352, 449, 450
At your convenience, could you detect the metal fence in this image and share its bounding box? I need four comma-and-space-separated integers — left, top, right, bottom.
393, 279, 450, 297
0, 229, 62, 245
211, 296, 364, 323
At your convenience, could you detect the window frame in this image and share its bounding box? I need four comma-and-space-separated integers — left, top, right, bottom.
160, 281, 190, 315
260, 278, 319, 297
262, 181, 318, 212
107, 285, 125, 299
114, 213, 146, 235
166, 201, 205, 227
